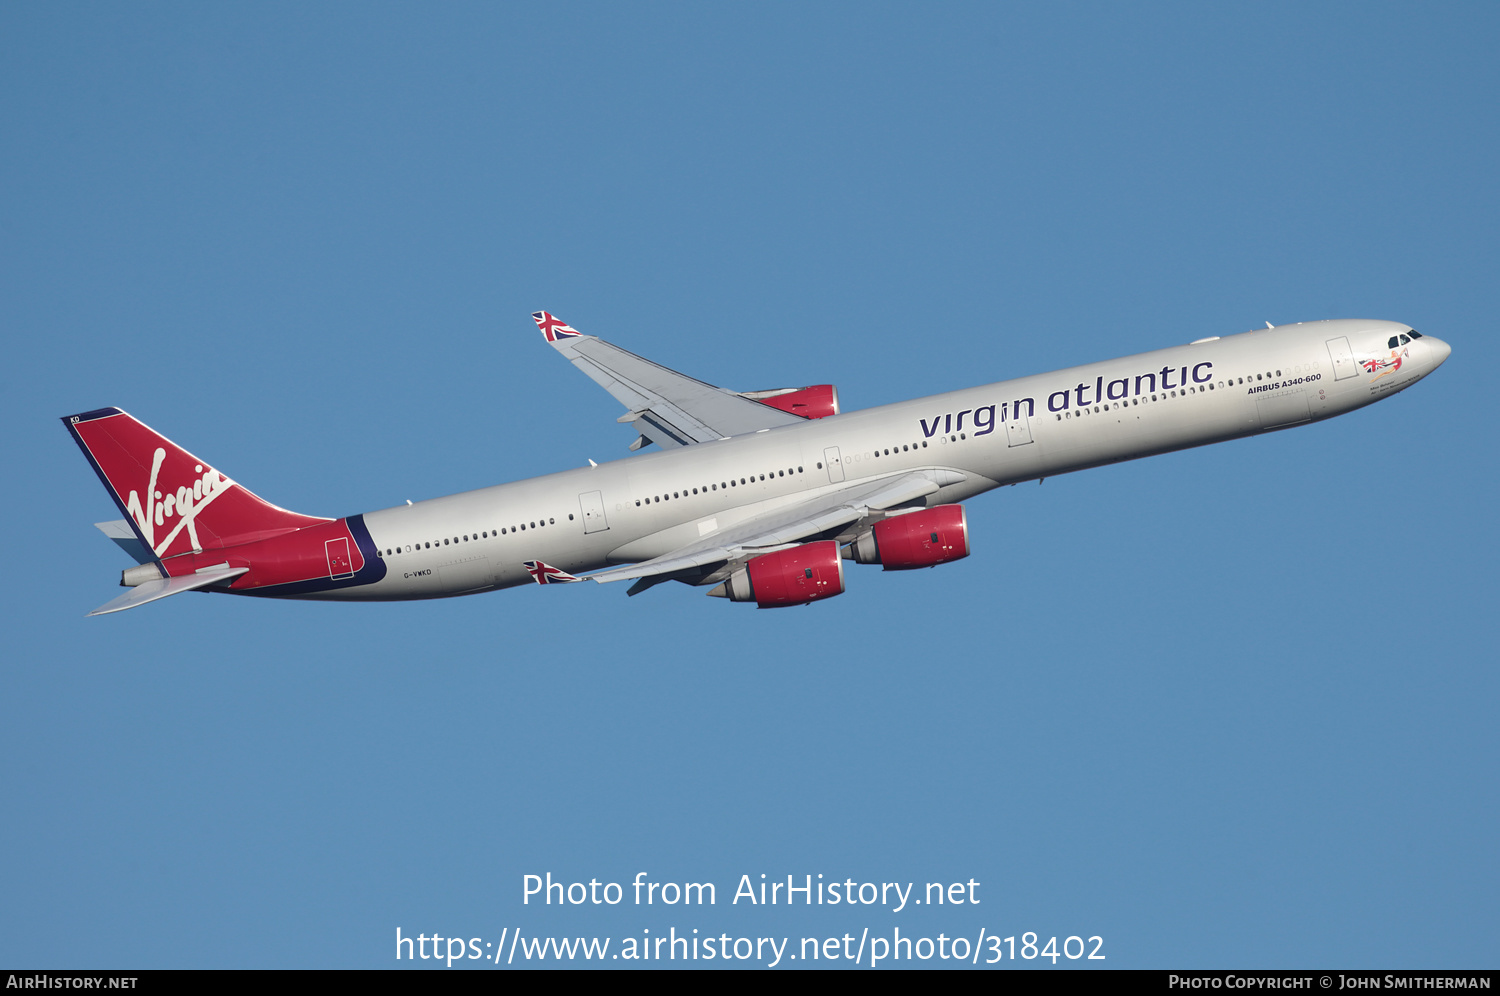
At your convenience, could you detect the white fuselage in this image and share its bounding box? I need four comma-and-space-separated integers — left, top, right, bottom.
330, 319, 1446, 600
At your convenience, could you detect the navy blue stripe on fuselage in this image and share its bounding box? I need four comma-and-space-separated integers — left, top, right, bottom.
226, 514, 389, 598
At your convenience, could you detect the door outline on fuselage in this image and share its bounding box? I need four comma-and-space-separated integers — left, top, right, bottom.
824, 446, 845, 483
579, 490, 610, 533
325, 536, 354, 579
1326, 336, 1359, 381
1005, 411, 1034, 447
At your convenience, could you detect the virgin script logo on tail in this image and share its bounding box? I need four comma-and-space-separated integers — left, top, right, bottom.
124, 447, 233, 557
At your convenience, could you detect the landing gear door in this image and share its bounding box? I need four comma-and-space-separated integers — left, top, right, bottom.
1326, 336, 1359, 381
824, 446, 845, 483
579, 490, 609, 534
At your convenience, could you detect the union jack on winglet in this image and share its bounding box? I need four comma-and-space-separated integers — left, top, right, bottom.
532, 312, 582, 342
524, 560, 583, 584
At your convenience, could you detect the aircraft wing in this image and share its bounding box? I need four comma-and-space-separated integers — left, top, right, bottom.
531, 312, 805, 448
587, 468, 968, 588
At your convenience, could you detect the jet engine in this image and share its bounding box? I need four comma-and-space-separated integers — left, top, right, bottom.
740, 384, 840, 419
707, 540, 846, 607
844, 505, 970, 570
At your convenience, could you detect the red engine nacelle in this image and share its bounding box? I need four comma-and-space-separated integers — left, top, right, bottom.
743, 384, 840, 419
845, 505, 970, 570
710, 540, 846, 608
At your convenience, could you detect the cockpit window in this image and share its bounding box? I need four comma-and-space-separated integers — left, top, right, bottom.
1407, 329, 1423, 338
1399, 334, 1411, 344
1388, 336, 1400, 348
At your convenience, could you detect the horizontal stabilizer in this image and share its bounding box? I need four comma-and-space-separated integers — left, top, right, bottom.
95, 520, 154, 565
87, 565, 249, 617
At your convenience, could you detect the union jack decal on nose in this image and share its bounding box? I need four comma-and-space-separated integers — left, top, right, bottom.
532, 311, 582, 342
524, 560, 583, 584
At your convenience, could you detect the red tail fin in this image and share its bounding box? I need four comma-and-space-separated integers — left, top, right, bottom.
63, 408, 329, 563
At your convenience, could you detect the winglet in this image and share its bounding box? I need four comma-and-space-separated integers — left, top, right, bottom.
523, 560, 583, 584
532, 312, 583, 343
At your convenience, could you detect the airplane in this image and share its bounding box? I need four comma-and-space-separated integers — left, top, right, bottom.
64, 315, 1450, 615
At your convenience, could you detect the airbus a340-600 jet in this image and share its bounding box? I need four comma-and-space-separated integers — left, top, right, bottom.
65, 314, 1449, 615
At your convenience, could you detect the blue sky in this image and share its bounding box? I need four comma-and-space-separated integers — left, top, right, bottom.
2, 2, 1496, 968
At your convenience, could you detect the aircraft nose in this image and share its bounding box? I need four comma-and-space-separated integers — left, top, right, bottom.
1427, 336, 1452, 368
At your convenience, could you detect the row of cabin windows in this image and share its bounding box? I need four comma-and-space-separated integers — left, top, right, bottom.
813, 438, 933, 471
377, 514, 572, 557
376, 359, 1330, 554
636, 467, 805, 507
1051, 368, 1303, 421
872, 439, 935, 457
